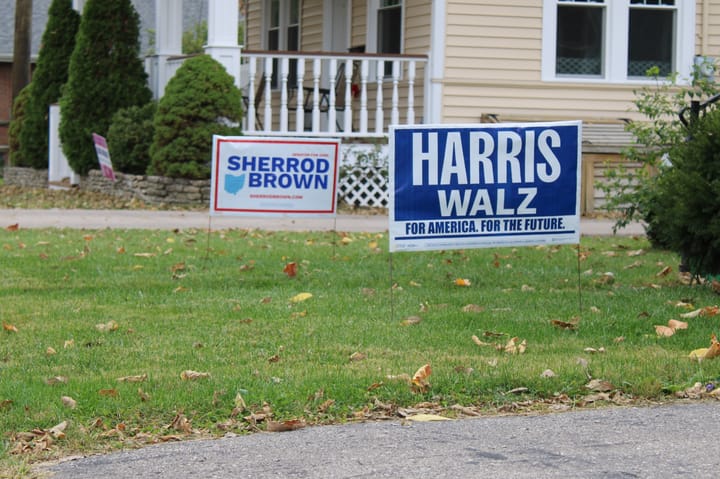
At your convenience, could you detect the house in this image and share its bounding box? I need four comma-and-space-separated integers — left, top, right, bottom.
224, 0, 718, 212
0, 0, 208, 161
3, 1, 719, 213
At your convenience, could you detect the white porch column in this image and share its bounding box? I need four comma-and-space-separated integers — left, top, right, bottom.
427, 0, 446, 124
72, 0, 86, 13
205, 0, 241, 88
154, 0, 183, 98
48, 105, 80, 187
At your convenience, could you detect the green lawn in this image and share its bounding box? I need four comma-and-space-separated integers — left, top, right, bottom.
1, 226, 719, 476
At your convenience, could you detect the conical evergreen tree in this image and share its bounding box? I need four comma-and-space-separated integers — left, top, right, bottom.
19, 0, 80, 169
149, 54, 242, 179
59, 0, 151, 175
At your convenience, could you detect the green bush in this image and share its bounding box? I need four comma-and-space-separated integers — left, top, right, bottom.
651, 108, 720, 277
149, 55, 242, 179
107, 102, 157, 175
19, 0, 80, 169
59, 0, 152, 176
8, 85, 32, 167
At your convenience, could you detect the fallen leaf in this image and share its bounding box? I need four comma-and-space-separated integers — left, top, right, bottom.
461, 304, 485, 313
95, 320, 119, 332
61, 396, 77, 409
138, 388, 150, 401
49, 421, 68, 439
45, 376, 68, 385
454, 278, 471, 287
654, 325, 675, 337
521, 284, 535, 292
627, 249, 645, 257
411, 363, 432, 392
98, 388, 118, 397
3, 323, 18, 333
504, 337, 527, 354
400, 316, 422, 326
551, 319, 579, 330
290, 292, 313, 303
667, 319, 688, 330
318, 399, 335, 413
407, 414, 450, 422
680, 309, 703, 319
349, 352, 367, 361
117, 374, 148, 383
540, 369, 556, 378
46, 347, 57, 356
5, 223, 19, 231
266, 419, 306, 432
656, 266, 672, 277
180, 370, 211, 380
283, 262, 297, 278
169, 413, 192, 433
585, 379, 615, 392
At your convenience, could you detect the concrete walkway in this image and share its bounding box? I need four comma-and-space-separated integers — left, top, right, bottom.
0, 209, 645, 236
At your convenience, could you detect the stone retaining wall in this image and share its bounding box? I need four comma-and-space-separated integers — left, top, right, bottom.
3, 167, 210, 206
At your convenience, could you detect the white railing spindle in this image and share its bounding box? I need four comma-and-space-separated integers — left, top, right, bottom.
263, 57, 273, 133
357, 59, 368, 134
375, 60, 384, 135
407, 60, 416, 125
279, 57, 289, 132
391, 60, 400, 127
295, 58, 305, 132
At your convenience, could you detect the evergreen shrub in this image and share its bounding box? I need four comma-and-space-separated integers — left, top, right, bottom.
19, 0, 80, 168
149, 54, 242, 180
107, 102, 157, 175
59, 0, 151, 175
652, 108, 720, 277
8, 85, 32, 167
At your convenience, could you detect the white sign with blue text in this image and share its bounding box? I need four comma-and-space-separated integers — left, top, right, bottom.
210, 136, 340, 216
389, 122, 582, 252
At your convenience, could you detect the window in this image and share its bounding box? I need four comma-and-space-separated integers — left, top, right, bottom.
627, 0, 675, 77
367, 0, 404, 76
542, 0, 694, 83
556, 1, 605, 76
265, 0, 300, 88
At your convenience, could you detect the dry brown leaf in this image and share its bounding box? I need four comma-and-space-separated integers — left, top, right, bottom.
667, 319, 688, 330
627, 249, 645, 257
46, 347, 57, 356
138, 388, 150, 402
705, 334, 720, 360
412, 364, 432, 392
585, 379, 615, 392
461, 304, 485, 313
95, 320, 118, 332
318, 399, 335, 413
180, 370, 211, 380
45, 376, 68, 385
551, 319, 579, 330
49, 421, 68, 439
98, 388, 118, 397
267, 419, 306, 432
656, 266, 672, 277
655, 325, 676, 337
454, 278, 471, 287
169, 413, 192, 433
3, 323, 18, 333
504, 337, 527, 354
61, 396, 77, 409
400, 316, 422, 326
471, 335, 492, 347
283, 262, 298, 278
680, 308, 703, 319
5, 223, 19, 231
117, 373, 148, 383
349, 352, 367, 361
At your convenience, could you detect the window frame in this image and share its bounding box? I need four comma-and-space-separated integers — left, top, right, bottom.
541, 0, 695, 84
366, 0, 405, 57
262, 0, 300, 89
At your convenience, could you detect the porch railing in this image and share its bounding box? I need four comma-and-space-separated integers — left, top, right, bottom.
239, 50, 427, 138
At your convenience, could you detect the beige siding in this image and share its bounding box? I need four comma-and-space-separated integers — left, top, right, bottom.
351, 1, 366, 51
246, 1, 262, 50
703, 0, 720, 57
404, 0, 431, 55
301, 0, 324, 51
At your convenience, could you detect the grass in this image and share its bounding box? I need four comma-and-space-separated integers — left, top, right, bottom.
1, 224, 720, 476
1, 185, 719, 476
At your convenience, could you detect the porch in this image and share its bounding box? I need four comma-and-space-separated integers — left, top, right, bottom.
155, 50, 430, 139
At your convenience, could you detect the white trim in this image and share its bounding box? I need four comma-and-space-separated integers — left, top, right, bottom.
322, 0, 351, 52
427, 0, 445, 124
541, 0, 695, 84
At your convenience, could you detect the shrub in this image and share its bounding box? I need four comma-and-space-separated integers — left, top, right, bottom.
107, 102, 157, 175
599, 64, 718, 240
8, 85, 32, 167
19, 0, 80, 169
651, 108, 720, 277
59, 0, 152, 176
149, 55, 242, 179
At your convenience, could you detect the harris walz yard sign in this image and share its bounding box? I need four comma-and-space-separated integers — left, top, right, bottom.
389, 122, 582, 252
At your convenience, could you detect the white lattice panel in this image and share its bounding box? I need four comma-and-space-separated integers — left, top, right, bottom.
338, 167, 388, 208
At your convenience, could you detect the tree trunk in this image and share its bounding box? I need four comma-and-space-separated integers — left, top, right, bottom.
11, 0, 33, 102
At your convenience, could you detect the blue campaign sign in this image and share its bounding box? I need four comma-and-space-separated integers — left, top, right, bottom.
389, 122, 582, 252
